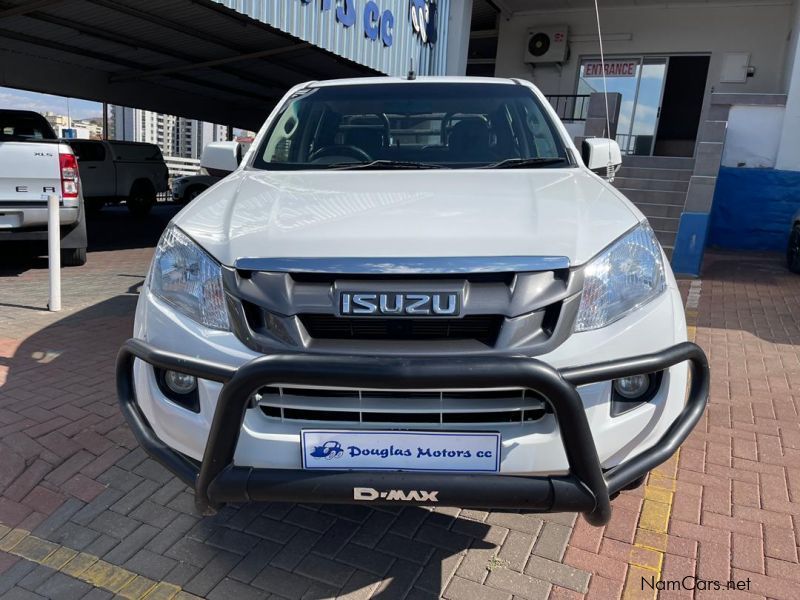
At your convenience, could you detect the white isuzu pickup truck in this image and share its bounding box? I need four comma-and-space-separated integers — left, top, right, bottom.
0, 110, 87, 265
117, 77, 708, 525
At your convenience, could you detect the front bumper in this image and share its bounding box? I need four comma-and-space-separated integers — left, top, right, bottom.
116, 339, 708, 526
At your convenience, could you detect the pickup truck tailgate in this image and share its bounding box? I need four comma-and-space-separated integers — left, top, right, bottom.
0, 141, 61, 205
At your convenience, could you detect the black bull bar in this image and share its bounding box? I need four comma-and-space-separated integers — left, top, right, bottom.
116, 339, 708, 526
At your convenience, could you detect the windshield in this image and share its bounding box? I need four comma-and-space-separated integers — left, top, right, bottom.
252, 83, 570, 170
0, 111, 57, 141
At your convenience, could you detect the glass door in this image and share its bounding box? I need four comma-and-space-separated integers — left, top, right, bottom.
629, 58, 667, 155
577, 56, 668, 155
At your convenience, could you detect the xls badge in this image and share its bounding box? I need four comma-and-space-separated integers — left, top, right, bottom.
410, 0, 437, 45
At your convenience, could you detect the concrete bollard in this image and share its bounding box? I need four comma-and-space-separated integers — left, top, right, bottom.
47, 194, 61, 312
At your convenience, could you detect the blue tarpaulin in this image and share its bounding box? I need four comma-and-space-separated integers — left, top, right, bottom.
708, 167, 800, 250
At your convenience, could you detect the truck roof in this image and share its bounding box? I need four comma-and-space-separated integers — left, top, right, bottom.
308, 76, 519, 89
0, 109, 50, 116
67, 139, 159, 148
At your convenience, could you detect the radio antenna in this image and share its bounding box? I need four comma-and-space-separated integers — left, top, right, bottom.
593, 0, 615, 180
407, 57, 416, 80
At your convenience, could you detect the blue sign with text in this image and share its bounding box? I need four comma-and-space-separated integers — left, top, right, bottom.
299, 0, 436, 48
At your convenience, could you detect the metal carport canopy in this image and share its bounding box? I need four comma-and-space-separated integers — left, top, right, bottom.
0, 0, 378, 131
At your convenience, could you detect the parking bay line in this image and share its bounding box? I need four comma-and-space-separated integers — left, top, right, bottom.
0, 521, 200, 600
621, 279, 702, 600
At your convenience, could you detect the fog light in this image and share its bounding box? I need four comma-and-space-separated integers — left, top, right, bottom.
164, 370, 197, 395
612, 374, 650, 399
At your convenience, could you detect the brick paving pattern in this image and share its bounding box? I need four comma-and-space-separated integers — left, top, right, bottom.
0, 210, 795, 599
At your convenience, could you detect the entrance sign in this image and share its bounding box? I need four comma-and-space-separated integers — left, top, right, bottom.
583, 60, 638, 78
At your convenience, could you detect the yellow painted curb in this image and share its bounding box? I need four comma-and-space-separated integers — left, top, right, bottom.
0, 523, 202, 600
621, 280, 702, 600
118, 575, 160, 600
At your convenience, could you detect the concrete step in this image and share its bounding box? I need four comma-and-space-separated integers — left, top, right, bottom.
647, 216, 680, 233
616, 166, 693, 181
613, 177, 689, 193
636, 203, 684, 219
616, 188, 687, 206
622, 155, 696, 170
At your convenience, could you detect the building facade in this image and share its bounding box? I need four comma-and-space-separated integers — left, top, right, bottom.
43, 112, 103, 139
109, 106, 230, 175
471, 0, 800, 274
212, 0, 464, 77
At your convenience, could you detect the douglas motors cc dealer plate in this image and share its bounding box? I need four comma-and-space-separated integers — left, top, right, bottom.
301, 430, 501, 472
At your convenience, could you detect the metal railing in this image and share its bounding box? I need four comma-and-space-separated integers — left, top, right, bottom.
616, 134, 655, 156
546, 95, 590, 122
616, 134, 636, 154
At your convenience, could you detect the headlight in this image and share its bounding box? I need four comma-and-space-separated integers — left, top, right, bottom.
574, 223, 666, 332
149, 225, 229, 330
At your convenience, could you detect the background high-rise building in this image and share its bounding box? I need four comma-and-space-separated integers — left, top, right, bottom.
109, 105, 230, 176
43, 111, 104, 140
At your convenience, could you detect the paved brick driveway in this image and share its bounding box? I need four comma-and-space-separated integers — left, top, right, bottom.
0, 208, 796, 599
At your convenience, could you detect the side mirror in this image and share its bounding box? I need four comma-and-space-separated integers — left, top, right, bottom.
582, 138, 622, 178
201, 142, 242, 177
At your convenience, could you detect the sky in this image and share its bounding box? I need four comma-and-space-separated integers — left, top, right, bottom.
0, 86, 104, 120
0, 86, 254, 137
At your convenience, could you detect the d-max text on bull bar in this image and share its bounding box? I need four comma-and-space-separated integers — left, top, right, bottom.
116, 77, 708, 526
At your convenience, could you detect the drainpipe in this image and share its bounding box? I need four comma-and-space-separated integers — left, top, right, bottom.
776, 1, 800, 171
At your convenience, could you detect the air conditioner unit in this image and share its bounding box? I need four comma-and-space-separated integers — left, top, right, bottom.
524, 26, 568, 64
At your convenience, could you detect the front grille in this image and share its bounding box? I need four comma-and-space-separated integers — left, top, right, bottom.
228, 265, 578, 354
261, 405, 547, 424
254, 386, 550, 425
298, 314, 503, 345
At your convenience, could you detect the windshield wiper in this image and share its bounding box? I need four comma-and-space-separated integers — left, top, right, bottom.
326, 160, 444, 170
481, 157, 568, 169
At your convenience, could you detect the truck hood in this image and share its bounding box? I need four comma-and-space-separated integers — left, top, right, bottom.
173, 168, 641, 268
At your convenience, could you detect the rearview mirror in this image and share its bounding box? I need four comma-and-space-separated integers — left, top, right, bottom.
582, 138, 622, 179
201, 142, 243, 177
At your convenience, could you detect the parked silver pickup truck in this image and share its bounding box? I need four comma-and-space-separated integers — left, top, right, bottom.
0, 109, 87, 266
68, 139, 169, 216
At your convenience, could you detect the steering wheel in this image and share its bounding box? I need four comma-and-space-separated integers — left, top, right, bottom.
309, 145, 372, 163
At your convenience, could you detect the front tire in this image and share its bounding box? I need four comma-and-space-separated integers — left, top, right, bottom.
84, 198, 105, 215
127, 183, 156, 217
175, 185, 205, 205
61, 247, 87, 266
185, 186, 205, 202
787, 224, 800, 273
